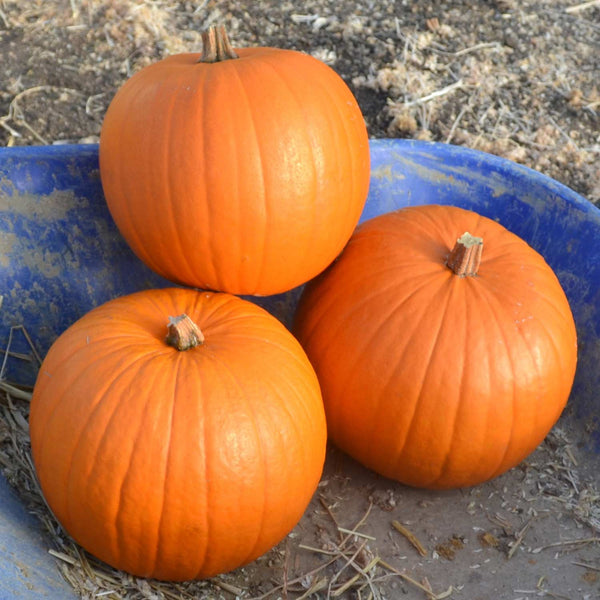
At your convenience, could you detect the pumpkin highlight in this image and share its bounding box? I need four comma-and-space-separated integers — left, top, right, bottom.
294, 204, 578, 489
99, 26, 370, 295
30, 288, 327, 580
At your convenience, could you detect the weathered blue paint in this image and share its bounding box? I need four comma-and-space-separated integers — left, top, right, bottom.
0, 139, 597, 596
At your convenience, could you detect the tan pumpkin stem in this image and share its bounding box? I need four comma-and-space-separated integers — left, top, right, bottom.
446, 232, 483, 277
166, 314, 205, 351
199, 25, 239, 63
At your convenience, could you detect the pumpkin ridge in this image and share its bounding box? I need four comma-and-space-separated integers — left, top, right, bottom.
84, 355, 170, 491
475, 283, 516, 482
299, 61, 358, 217
497, 269, 575, 330
296, 268, 453, 469
79, 328, 175, 356
162, 86, 201, 284
472, 274, 540, 484
175, 290, 227, 335
424, 280, 472, 487
259, 56, 322, 279
206, 350, 268, 567
320, 270, 454, 475
190, 294, 280, 344
197, 59, 268, 291
85, 306, 202, 354
298, 265, 443, 356
199, 68, 228, 289
303, 65, 364, 241
469, 280, 524, 481
203, 332, 323, 569
474, 238, 541, 269
240, 360, 324, 563
432, 257, 573, 487
115, 289, 212, 342
385, 273, 460, 480
396, 205, 466, 251
463, 281, 507, 483
496, 286, 574, 465
224, 61, 270, 292
427, 277, 511, 488
329, 272, 443, 392
226, 73, 245, 289
257, 353, 321, 456
207, 302, 306, 345
484, 260, 574, 383
113, 358, 173, 574
401, 205, 456, 242
103, 79, 166, 273
241, 330, 319, 373
147, 354, 180, 577
260, 52, 367, 273
242, 51, 357, 291
193, 356, 213, 579
154, 354, 210, 579
63, 351, 164, 563
242, 375, 292, 565
33, 331, 153, 474
30, 332, 92, 434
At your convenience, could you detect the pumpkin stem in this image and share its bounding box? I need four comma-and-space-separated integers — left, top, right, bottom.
446, 232, 483, 277
166, 314, 205, 351
199, 25, 239, 63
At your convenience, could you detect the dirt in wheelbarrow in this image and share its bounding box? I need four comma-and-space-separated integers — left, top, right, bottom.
0, 388, 599, 599
0, 1, 599, 599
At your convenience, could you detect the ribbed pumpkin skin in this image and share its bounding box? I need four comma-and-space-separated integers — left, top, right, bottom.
29, 288, 327, 580
99, 48, 370, 296
294, 205, 577, 490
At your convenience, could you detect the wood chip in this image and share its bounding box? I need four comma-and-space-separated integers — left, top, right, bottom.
391, 520, 428, 557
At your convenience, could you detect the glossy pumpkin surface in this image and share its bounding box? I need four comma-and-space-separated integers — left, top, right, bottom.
29, 288, 327, 580
99, 29, 370, 295
294, 204, 578, 489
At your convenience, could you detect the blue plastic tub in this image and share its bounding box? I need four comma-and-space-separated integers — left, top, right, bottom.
0, 139, 598, 596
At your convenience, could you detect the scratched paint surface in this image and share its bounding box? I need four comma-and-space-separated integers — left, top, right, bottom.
0, 146, 171, 385
0, 139, 598, 598
0, 140, 598, 443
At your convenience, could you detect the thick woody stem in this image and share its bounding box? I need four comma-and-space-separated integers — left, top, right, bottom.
166, 314, 205, 351
446, 232, 483, 277
199, 25, 239, 63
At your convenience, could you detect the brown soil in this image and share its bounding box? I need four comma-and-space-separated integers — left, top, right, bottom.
0, 2, 599, 599
1, 1, 599, 206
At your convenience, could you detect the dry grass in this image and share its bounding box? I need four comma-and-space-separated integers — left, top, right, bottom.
0, 393, 460, 600
353, 16, 600, 184
0, 334, 598, 599
0, 373, 449, 599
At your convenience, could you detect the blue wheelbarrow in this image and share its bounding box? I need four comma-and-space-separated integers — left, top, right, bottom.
0, 139, 598, 597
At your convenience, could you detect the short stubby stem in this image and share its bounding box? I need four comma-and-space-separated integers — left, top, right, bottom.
199, 25, 239, 63
166, 314, 205, 351
446, 232, 483, 277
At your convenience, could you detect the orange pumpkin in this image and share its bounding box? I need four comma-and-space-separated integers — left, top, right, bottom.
29, 288, 326, 580
294, 204, 578, 489
99, 26, 370, 296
